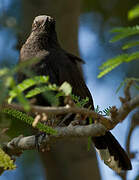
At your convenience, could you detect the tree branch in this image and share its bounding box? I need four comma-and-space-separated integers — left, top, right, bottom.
3, 123, 106, 154
2, 94, 139, 130
1, 93, 139, 156
0, 80, 139, 175
118, 111, 139, 180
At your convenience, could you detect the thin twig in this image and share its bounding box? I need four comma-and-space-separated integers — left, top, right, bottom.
2, 94, 139, 129
0, 81, 139, 175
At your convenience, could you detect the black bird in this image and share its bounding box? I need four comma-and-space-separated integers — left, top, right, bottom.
18, 15, 132, 173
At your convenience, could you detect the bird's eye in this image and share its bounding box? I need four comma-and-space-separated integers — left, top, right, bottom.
34, 21, 39, 27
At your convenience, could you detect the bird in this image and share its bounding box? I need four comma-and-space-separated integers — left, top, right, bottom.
18, 15, 132, 173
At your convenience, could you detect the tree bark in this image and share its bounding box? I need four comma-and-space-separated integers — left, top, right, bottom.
21, 0, 101, 179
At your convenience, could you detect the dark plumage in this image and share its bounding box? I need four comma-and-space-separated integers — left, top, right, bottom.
18, 15, 132, 172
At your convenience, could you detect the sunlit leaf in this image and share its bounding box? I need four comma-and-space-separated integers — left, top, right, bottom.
110, 26, 139, 43
0, 68, 9, 77
98, 54, 128, 78
99, 54, 128, 70
25, 86, 49, 98
8, 76, 49, 103
59, 82, 72, 95
98, 52, 139, 78
126, 52, 139, 62
98, 63, 119, 78
17, 76, 49, 92
0, 148, 16, 170
128, 4, 139, 20
122, 41, 139, 49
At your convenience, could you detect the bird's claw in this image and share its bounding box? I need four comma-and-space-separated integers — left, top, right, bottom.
35, 132, 46, 151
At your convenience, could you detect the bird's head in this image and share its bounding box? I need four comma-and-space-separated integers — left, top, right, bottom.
31, 15, 56, 36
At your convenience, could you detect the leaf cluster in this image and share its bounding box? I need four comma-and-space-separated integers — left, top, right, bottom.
0, 148, 16, 171
116, 77, 139, 93
95, 105, 111, 116
98, 5, 139, 78
0, 62, 90, 141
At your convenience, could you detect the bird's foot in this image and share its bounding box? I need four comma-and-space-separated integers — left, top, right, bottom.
35, 132, 46, 151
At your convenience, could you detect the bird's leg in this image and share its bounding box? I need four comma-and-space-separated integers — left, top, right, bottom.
33, 112, 49, 151
35, 132, 46, 151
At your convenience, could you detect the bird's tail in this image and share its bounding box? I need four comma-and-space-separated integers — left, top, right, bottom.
92, 131, 132, 173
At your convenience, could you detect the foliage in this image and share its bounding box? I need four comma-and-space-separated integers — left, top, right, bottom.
0, 62, 94, 170
71, 95, 89, 108
95, 105, 111, 116
122, 41, 139, 50
0, 148, 16, 170
0, 58, 40, 111
116, 77, 139, 93
128, 4, 139, 20
8, 76, 49, 103
98, 5, 139, 79
0, 73, 73, 136
0, 63, 90, 149
59, 82, 72, 96
2, 108, 57, 135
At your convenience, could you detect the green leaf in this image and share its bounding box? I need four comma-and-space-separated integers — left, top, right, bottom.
116, 77, 139, 94
8, 83, 30, 111
0, 68, 9, 77
0, 148, 16, 170
99, 54, 128, 70
98, 54, 128, 78
122, 41, 139, 50
8, 76, 49, 103
71, 94, 89, 107
128, 4, 139, 20
59, 82, 72, 95
25, 86, 51, 98
98, 52, 139, 78
18, 76, 49, 93
26, 84, 61, 106
103, 106, 111, 116
110, 26, 139, 43
126, 52, 139, 62
2, 108, 57, 135
116, 80, 125, 93
98, 63, 120, 78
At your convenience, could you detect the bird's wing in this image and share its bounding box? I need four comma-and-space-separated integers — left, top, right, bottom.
65, 52, 85, 64
57, 53, 94, 109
